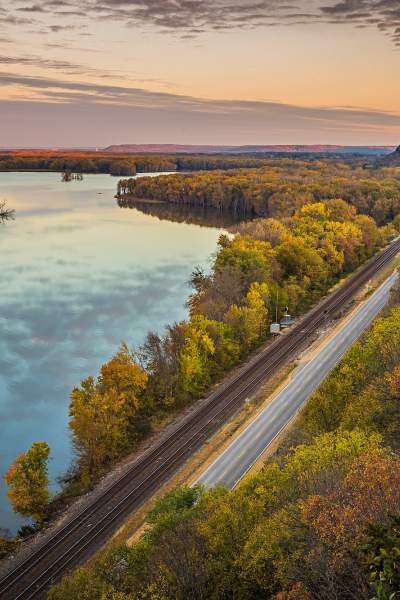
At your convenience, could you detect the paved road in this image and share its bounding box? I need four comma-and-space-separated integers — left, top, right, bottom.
197, 270, 398, 489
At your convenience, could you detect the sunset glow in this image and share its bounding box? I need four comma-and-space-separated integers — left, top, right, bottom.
0, 0, 399, 145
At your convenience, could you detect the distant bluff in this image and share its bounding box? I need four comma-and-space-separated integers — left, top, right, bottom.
380, 144, 400, 165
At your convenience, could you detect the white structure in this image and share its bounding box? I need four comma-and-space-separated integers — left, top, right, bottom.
270, 322, 281, 334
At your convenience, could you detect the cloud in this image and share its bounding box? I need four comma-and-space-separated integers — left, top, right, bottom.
1, 0, 395, 44
0, 56, 172, 86
0, 55, 87, 73
0, 70, 398, 119
16, 3, 48, 12
0, 72, 178, 102
320, 0, 400, 45
0, 71, 399, 145
2, 0, 400, 46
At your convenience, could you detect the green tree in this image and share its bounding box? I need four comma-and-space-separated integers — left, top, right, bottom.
363, 515, 400, 600
178, 316, 216, 398
147, 485, 203, 528
69, 344, 148, 480
225, 281, 270, 350
3, 442, 51, 521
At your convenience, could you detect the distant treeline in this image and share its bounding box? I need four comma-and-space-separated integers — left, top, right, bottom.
118, 161, 400, 223
175, 155, 277, 170
0, 152, 280, 176
0, 153, 176, 176
0, 151, 368, 177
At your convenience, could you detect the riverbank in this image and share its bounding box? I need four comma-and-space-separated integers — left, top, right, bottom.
0, 172, 223, 536
1, 190, 392, 561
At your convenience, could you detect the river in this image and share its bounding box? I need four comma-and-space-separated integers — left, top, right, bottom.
0, 172, 227, 535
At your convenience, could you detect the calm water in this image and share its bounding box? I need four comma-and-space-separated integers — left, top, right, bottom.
0, 172, 225, 534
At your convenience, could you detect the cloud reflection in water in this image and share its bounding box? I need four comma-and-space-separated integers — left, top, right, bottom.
0, 172, 223, 532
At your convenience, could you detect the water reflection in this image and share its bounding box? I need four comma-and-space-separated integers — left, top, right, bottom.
117, 198, 245, 229
0, 172, 224, 533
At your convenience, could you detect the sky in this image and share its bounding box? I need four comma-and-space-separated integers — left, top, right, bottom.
0, 0, 399, 147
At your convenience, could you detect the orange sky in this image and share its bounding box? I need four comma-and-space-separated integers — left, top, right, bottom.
0, 0, 399, 146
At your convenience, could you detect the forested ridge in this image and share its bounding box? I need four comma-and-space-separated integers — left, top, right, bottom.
48, 282, 400, 600
118, 161, 400, 222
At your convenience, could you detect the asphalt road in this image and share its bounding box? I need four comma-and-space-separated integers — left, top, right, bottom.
197, 270, 399, 489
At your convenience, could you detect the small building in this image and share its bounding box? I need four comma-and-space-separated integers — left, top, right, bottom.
270, 322, 281, 335
281, 313, 294, 329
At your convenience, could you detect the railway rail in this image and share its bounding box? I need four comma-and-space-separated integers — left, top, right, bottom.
1, 237, 400, 600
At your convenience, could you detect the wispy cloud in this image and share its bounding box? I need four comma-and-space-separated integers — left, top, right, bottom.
0, 71, 399, 146
0, 56, 173, 86
3, 0, 399, 44
320, 0, 400, 45
0, 55, 88, 73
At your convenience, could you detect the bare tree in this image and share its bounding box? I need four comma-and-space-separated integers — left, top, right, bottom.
0, 200, 15, 223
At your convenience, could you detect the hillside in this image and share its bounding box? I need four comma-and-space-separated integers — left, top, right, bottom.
103, 143, 395, 155
381, 145, 400, 165
49, 296, 400, 600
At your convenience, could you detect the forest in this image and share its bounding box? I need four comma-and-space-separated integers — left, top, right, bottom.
0, 151, 382, 177
0, 152, 176, 176
2, 158, 400, 595
3, 196, 394, 526
118, 160, 400, 222
48, 281, 400, 600
0, 151, 293, 176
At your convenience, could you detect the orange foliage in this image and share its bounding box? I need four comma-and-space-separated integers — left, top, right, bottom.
304, 451, 400, 557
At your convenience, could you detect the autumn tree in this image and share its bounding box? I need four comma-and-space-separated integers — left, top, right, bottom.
302, 306, 400, 439
110, 160, 136, 177
177, 316, 216, 398
225, 282, 270, 350
3, 441, 51, 522
69, 343, 148, 480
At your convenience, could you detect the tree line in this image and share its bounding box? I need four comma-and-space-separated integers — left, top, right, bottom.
0, 152, 308, 177
118, 161, 400, 223
3, 198, 393, 528
0, 151, 378, 178
0, 153, 176, 176
48, 296, 400, 599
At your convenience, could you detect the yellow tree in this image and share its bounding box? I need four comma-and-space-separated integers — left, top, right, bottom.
225, 282, 269, 350
69, 344, 148, 480
178, 316, 215, 398
3, 442, 50, 522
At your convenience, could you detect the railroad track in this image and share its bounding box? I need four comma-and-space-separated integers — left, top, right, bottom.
1, 238, 400, 600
